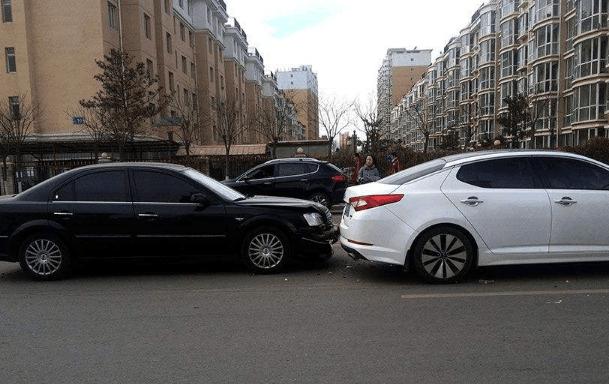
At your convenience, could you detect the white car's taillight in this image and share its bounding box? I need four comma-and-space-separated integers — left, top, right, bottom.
349, 194, 404, 212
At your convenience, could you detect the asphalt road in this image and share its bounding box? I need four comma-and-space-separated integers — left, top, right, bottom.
2, 215, 609, 383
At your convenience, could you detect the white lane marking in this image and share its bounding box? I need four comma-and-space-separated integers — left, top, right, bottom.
401, 289, 609, 300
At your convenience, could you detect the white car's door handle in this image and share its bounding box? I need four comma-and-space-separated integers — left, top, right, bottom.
555, 197, 577, 206
460, 197, 483, 207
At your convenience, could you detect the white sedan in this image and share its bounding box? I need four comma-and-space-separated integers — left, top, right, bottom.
340, 151, 609, 283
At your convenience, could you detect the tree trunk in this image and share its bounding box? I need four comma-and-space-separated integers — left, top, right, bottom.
423, 134, 429, 154
328, 139, 333, 158
224, 147, 230, 181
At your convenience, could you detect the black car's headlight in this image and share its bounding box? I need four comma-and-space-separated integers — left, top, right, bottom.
303, 212, 324, 227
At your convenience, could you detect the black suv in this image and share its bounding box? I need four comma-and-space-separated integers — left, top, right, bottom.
0, 163, 337, 280
224, 158, 348, 207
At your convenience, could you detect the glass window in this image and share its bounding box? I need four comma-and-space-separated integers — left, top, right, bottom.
457, 158, 538, 189
2, 0, 12, 23
381, 159, 447, 185
277, 163, 309, 177
74, 171, 128, 202
537, 157, 609, 190
107, 1, 118, 30
243, 165, 275, 180
53, 182, 75, 202
8, 96, 19, 119
5, 47, 15, 73
144, 14, 151, 39
134, 171, 201, 203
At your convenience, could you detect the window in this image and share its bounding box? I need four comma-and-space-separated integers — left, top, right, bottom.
575, 82, 606, 122
209, 66, 214, 82
168, 71, 175, 92
535, 0, 560, 23
164, 0, 170, 14
500, 50, 516, 78
183, 88, 189, 106
107, 1, 118, 30
578, 0, 609, 34
479, 40, 495, 65
179, 0, 184, 8
8, 96, 19, 119
5, 47, 15, 73
146, 59, 153, 79
536, 157, 609, 190
243, 165, 275, 180
2, 0, 12, 22
574, 37, 608, 78
457, 158, 538, 189
479, 93, 495, 116
166, 32, 172, 54
53, 182, 75, 202
182, 56, 187, 74
533, 61, 558, 93
134, 171, 202, 203
144, 14, 151, 39
180, 23, 185, 41
189, 31, 194, 47
73, 171, 128, 202
534, 24, 559, 59
276, 163, 309, 177
191, 63, 195, 79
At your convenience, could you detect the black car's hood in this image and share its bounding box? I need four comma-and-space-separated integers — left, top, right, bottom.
235, 195, 323, 210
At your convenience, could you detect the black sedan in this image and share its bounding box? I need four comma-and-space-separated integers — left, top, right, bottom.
223, 158, 348, 208
0, 163, 338, 280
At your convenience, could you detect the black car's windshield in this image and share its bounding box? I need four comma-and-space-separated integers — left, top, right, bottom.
183, 169, 246, 201
380, 159, 447, 185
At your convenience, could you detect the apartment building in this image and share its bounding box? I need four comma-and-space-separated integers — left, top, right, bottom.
277, 66, 320, 140
392, 0, 609, 151
377, 48, 433, 134
1, 0, 302, 160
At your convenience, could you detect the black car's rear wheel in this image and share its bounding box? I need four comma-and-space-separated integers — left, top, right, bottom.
412, 227, 474, 284
19, 233, 72, 281
242, 227, 290, 274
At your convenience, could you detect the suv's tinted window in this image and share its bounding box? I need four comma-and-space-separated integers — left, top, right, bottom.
277, 163, 309, 177
245, 165, 275, 180
537, 157, 609, 190
457, 158, 538, 189
74, 171, 128, 202
134, 171, 201, 203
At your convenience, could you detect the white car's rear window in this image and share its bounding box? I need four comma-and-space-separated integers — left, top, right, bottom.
380, 159, 447, 185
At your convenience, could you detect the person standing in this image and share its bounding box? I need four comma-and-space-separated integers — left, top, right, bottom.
357, 156, 381, 184
352, 153, 362, 184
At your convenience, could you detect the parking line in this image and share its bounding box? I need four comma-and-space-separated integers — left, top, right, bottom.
401, 288, 609, 300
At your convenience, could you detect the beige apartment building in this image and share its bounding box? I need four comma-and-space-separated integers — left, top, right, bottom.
277, 66, 320, 139
392, 0, 609, 151
1, 0, 304, 164
377, 49, 433, 134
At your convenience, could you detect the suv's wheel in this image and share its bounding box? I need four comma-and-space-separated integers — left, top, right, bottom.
242, 227, 290, 274
18, 233, 72, 281
309, 192, 331, 208
412, 227, 474, 284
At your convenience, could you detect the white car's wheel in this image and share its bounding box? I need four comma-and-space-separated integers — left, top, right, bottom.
412, 227, 475, 283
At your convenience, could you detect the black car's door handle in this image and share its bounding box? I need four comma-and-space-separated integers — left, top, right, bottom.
138, 213, 159, 218
263, 182, 273, 186
53, 211, 73, 217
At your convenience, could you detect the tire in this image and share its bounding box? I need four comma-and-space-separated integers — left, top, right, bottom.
412, 226, 475, 284
18, 233, 72, 281
241, 227, 291, 274
309, 192, 331, 208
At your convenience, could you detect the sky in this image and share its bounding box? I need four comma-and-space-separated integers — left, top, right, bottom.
226, 0, 485, 103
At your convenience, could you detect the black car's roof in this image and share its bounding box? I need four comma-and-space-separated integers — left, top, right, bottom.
68, 162, 189, 172
264, 158, 326, 165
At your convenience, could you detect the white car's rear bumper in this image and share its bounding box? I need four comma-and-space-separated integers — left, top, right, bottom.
339, 206, 415, 266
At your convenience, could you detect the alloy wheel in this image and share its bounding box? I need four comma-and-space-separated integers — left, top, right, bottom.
248, 233, 285, 270
421, 234, 467, 280
24, 239, 63, 277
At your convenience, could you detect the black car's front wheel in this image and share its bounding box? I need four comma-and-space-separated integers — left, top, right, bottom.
18, 233, 72, 281
242, 227, 290, 274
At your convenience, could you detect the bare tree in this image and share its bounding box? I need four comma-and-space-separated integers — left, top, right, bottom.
354, 96, 384, 156
319, 96, 354, 158
0, 95, 39, 193
214, 99, 248, 180
253, 96, 295, 159
66, 106, 110, 161
80, 49, 170, 160
404, 97, 433, 153
171, 96, 204, 158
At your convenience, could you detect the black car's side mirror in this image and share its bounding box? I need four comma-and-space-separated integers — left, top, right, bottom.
191, 193, 210, 206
